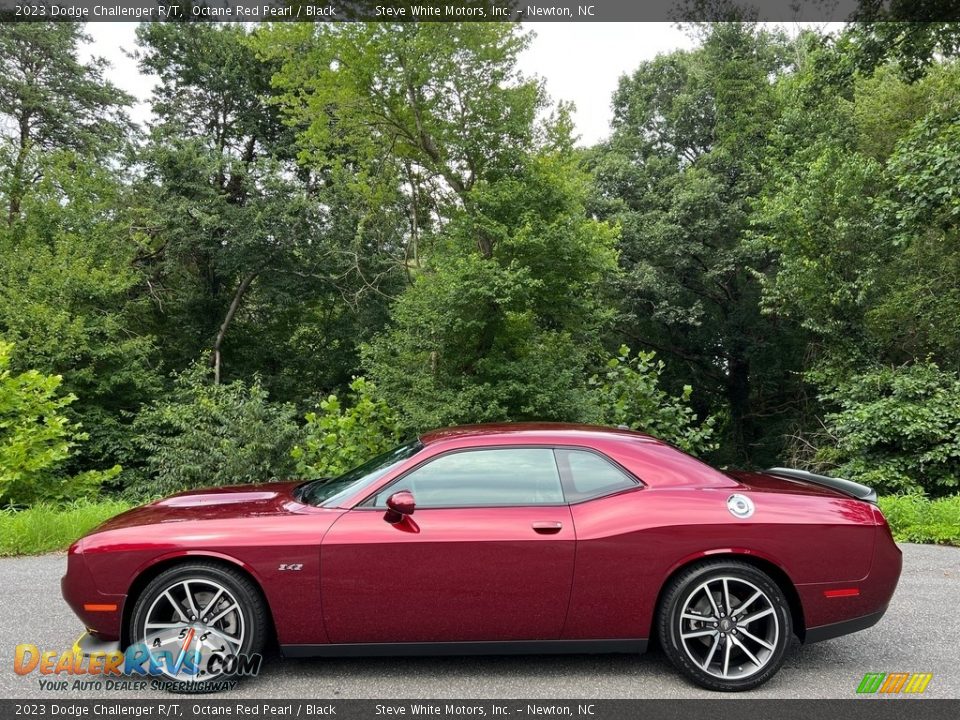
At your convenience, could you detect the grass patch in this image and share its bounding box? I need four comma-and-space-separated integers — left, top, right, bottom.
0, 499, 133, 556
878, 494, 960, 546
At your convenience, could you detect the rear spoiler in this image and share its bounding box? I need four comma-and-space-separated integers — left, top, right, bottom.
765, 467, 878, 504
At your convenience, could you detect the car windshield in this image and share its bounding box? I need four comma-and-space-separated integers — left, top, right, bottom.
297, 440, 423, 507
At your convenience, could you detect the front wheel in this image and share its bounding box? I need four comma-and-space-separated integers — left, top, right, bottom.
657, 560, 792, 691
128, 561, 268, 692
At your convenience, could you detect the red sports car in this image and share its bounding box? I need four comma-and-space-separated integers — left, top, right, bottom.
62, 423, 901, 691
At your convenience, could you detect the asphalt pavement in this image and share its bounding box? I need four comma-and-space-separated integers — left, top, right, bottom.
1, 543, 956, 699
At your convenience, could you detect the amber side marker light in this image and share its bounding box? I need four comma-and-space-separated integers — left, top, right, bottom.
823, 588, 860, 598
83, 603, 118, 612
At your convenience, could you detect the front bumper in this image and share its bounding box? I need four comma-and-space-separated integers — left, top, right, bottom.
62, 546, 125, 640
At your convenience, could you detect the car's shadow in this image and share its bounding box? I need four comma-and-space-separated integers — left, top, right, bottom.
243, 648, 668, 695
231, 639, 812, 698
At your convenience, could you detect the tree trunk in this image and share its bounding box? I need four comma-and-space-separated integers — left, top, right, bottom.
212, 270, 259, 385
7, 115, 31, 226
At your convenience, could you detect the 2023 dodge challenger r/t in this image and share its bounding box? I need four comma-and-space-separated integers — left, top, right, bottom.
62, 423, 901, 691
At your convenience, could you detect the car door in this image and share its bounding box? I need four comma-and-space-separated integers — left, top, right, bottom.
319, 446, 575, 644
556, 447, 649, 640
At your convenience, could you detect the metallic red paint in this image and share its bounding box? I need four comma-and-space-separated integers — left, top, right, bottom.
321, 505, 575, 643
385, 489, 416, 520
61, 423, 901, 654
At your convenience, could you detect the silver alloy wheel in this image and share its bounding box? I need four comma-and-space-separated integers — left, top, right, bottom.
142, 578, 246, 682
677, 575, 780, 680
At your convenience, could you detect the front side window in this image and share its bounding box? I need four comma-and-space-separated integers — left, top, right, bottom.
369, 448, 564, 508
555, 448, 637, 501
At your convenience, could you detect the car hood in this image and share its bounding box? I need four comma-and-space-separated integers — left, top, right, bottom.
93, 481, 305, 532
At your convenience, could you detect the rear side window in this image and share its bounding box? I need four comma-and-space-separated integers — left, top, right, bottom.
369, 448, 565, 508
555, 449, 637, 502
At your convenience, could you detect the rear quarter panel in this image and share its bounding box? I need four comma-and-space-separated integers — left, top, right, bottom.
563, 486, 875, 640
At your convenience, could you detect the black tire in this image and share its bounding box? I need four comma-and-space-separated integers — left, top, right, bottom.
129, 561, 268, 693
656, 560, 792, 691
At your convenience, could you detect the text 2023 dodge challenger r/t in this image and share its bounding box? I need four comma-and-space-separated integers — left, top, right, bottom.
62, 423, 901, 691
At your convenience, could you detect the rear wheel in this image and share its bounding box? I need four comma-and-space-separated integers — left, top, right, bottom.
128, 562, 268, 692
657, 561, 792, 691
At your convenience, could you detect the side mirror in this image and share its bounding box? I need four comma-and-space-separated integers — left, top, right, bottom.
384, 490, 415, 524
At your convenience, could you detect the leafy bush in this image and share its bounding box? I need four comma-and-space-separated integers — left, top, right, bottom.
878, 494, 960, 546
128, 365, 301, 498
292, 377, 402, 478
0, 498, 132, 556
587, 346, 717, 456
0, 341, 119, 505
817, 362, 960, 495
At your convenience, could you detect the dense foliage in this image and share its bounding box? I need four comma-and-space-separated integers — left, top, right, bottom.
589, 24, 803, 467
292, 377, 401, 478
817, 363, 960, 495
0, 342, 118, 505
128, 366, 300, 498
587, 347, 716, 456
1, 21, 959, 505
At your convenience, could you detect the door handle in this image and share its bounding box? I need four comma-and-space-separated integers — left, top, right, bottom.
532, 521, 563, 534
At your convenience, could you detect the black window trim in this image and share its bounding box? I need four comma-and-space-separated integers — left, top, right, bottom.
354, 443, 645, 510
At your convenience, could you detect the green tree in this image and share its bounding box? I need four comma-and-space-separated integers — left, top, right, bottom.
263, 22, 620, 430
756, 57, 960, 368
816, 362, 960, 496
361, 150, 619, 429
0, 22, 156, 480
0, 153, 159, 476
843, 12, 960, 81
0, 22, 131, 223
591, 23, 807, 466
753, 31, 960, 492
134, 23, 400, 401
257, 21, 541, 247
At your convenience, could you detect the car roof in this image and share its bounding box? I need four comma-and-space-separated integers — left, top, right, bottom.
418, 422, 659, 446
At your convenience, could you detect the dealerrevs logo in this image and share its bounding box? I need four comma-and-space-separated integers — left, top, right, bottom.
14, 632, 262, 693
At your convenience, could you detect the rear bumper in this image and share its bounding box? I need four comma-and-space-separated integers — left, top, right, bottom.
797, 519, 902, 639
804, 607, 887, 644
